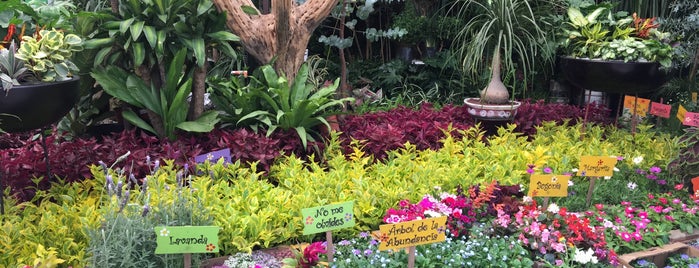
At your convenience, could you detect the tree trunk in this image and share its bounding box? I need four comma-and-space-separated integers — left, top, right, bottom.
188, 64, 207, 120
479, 49, 510, 104
211, 0, 338, 80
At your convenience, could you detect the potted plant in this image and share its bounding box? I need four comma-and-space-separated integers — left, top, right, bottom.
0, 27, 83, 132
449, 0, 553, 121
557, 2, 675, 94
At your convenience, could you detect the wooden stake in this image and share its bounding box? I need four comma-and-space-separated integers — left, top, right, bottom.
407, 246, 416, 268
184, 253, 191, 268
586, 177, 597, 208
542, 197, 550, 209
326, 231, 334, 264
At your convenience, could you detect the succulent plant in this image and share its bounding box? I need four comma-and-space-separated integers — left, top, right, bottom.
0, 41, 29, 94
14, 28, 82, 82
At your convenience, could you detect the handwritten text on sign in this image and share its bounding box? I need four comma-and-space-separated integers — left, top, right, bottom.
650, 102, 671, 118
577, 156, 617, 177
623, 96, 651, 117
154, 226, 219, 254
528, 174, 570, 197
684, 112, 699, 127
378, 216, 447, 251
301, 201, 355, 235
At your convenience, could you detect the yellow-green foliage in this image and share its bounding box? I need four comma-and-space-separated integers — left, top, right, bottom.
0, 122, 681, 261
0, 178, 101, 268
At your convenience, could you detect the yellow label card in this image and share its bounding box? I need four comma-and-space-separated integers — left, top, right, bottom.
577, 156, 617, 177
377, 216, 447, 251
623, 95, 651, 117
678, 105, 687, 122
528, 174, 570, 197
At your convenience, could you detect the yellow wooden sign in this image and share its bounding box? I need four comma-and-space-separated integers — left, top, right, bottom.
377, 216, 447, 251
678, 105, 688, 122
577, 156, 617, 177
528, 174, 570, 197
623, 95, 651, 117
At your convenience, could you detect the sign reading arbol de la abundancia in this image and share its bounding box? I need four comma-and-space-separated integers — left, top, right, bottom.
301, 201, 355, 235
378, 216, 447, 251
154, 226, 219, 254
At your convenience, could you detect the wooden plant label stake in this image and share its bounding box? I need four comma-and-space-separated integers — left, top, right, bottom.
377, 216, 447, 251
301, 201, 355, 265
408, 246, 416, 268
154, 225, 220, 268
326, 231, 334, 264
578, 156, 617, 208
586, 177, 598, 208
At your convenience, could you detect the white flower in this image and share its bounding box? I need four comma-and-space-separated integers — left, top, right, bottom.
424, 210, 443, 218
627, 182, 637, 190
573, 248, 598, 264
614, 167, 620, 172
523, 196, 533, 204
633, 156, 644, 165
547, 203, 560, 214
568, 180, 574, 186
571, 168, 579, 173
604, 176, 611, 180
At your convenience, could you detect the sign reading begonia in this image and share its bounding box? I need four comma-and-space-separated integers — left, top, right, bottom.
301, 201, 355, 235
377, 216, 447, 251
577, 156, 617, 177
154, 226, 219, 254
528, 174, 570, 197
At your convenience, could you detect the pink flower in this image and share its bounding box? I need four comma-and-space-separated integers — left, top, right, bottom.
632, 232, 643, 241
398, 199, 410, 207
637, 211, 648, 219
595, 204, 605, 211
418, 197, 434, 210
543, 167, 553, 174
621, 201, 631, 206
665, 215, 675, 221
673, 199, 681, 204
625, 206, 635, 214
649, 166, 661, 173
675, 184, 684, 190
648, 194, 655, 199
620, 232, 632, 242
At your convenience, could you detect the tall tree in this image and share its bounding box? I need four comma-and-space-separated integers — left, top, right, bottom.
212, 0, 338, 79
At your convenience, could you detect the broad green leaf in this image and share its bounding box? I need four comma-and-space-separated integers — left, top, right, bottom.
143, 25, 157, 48
122, 109, 157, 135
119, 18, 135, 34
130, 21, 145, 41
206, 31, 240, 42
176, 111, 220, 132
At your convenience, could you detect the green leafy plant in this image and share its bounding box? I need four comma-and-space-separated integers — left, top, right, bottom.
449, 0, 554, 104
235, 62, 353, 149
559, 2, 675, 67
0, 41, 28, 92
91, 49, 220, 140
15, 28, 82, 82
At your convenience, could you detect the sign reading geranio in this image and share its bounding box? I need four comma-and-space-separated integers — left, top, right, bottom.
301, 201, 355, 235
377, 216, 447, 251
154, 226, 219, 254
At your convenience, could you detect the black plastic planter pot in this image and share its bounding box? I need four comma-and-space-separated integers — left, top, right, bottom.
0, 77, 80, 133
559, 57, 669, 94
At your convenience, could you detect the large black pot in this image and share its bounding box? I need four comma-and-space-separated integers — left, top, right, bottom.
0, 77, 80, 132
559, 56, 669, 94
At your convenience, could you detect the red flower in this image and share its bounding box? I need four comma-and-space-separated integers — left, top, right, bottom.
595, 204, 604, 211
648, 193, 655, 199
659, 197, 668, 205
558, 207, 567, 216
675, 184, 684, 190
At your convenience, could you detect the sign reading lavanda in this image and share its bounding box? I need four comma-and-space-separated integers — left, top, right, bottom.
301, 201, 355, 235
378, 216, 447, 251
154, 226, 219, 254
